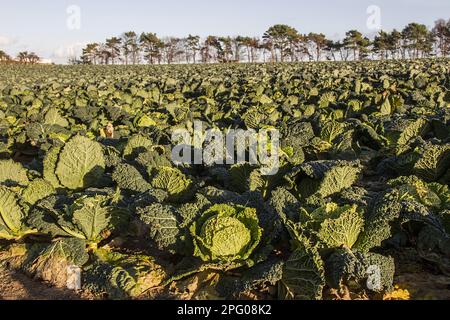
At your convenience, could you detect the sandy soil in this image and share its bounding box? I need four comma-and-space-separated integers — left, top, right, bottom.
0, 267, 84, 300
395, 273, 450, 300
1, 266, 448, 300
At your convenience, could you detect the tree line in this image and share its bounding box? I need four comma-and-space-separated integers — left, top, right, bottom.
0, 19, 449, 65
73, 20, 449, 65
0, 51, 41, 64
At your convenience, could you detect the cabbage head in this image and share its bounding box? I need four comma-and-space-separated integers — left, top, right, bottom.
190, 204, 262, 263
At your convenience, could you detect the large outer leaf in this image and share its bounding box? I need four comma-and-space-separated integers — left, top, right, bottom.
27, 195, 86, 239
216, 258, 284, 299
389, 176, 447, 209
43, 146, 62, 188
0, 239, 89, 289
280, 121, 315, 148
72, 196, 111, 242
22, 179, 55, 205
354, 190, 402, 252
320, 121, 344, 143
279, 236, 325, 300
417, 226, 450, 275
44, 108, 69, 127
83, 251, 166, 299
0, 159, 29, 187
268, 187, 302, 222
385, 117, 429, 147
44, 238, 90, 267
293, 161, 361, 199
325, 249, 395, 292
123, 135, 153, 158
150, 167, 192, 202
318, 205, 364, 249
318, 165, 361, 197
0, 186, 26, 239
55, 136, 105, 190
228, 163, 254, 193
413, 144, 450, 182
112, 163, 151, 193
137, 149, 172, 173
137, 203, 181, 252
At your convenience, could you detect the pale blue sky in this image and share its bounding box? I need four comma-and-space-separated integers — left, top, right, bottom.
0, 0, 448, 63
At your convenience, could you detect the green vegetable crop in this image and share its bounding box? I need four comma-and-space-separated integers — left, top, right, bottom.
0, 59, 449, 300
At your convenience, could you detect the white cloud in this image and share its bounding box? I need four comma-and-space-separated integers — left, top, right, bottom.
39, 59, 54, 64
330, 33, 343, 41
0, 35, 17, 46
52, 42, 88, 59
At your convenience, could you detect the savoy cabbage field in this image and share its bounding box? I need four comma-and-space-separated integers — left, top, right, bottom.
0, 59, 449, 300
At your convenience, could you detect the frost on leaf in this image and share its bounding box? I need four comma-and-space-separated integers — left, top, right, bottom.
55, 136, 105, 190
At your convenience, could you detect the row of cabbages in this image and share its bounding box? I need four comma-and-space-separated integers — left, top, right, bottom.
0, 130, 448, 299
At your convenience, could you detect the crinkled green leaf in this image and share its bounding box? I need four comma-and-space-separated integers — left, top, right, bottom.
22, 179, 55, 205
0, 159, 29, 187
44, 108, 69, 127
137, 203, 181, 252
0, 186, 31, 239
279, 235, 325, 300
190, 204, 262, 263
413, 144, 450, 182
150, 167, 193, 202
72, 196, 111, 243
123, 135, 153, 158
43, 146, 62, 188
55, 136, 105, 190
112, 163, 151, 193
292, 161, 361, 199
317, 204, 364, 249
